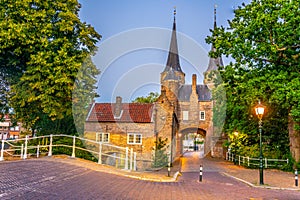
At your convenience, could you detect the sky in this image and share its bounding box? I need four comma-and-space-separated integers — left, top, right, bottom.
77, 0, 250, 103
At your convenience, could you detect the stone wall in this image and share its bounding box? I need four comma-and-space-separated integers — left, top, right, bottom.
84, 121, 156, 170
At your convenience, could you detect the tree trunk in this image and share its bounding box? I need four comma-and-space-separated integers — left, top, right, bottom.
288, 114, 300, 162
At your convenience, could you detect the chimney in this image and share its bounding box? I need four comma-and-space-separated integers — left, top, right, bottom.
192, 74, 197, 92
114, 96, 122, 117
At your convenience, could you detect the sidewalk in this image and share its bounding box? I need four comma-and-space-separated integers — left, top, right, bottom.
49, 155, 299, 190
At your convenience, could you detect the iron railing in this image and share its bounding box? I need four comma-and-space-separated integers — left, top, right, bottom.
226, 152, 289, 168
0, 134, 137, 171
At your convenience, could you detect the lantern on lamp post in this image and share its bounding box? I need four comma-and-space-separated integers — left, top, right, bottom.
255, 100, 265, 185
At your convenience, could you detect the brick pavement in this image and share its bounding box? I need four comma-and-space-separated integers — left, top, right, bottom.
0, 154, 300, 199
31, 153, 300, 190
1, 158, 300, 199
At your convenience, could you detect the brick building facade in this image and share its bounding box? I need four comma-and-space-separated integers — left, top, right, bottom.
85, 8, 225, 169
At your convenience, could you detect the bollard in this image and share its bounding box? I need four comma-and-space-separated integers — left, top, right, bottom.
295, 169, 298, 187
199, 165, 203, 182
168, 162, 171, 177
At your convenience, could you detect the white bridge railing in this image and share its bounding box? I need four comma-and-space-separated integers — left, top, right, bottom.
0, 134, 137, 171
226, 152, 289, 168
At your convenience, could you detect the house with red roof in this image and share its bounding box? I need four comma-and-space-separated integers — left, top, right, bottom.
0, 115, 21, 140
85, 8, 225, 170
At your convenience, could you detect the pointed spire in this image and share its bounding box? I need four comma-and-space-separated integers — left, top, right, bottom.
206, 5, 223, 72
214, 4, 217, 30
163, 7, 182, 73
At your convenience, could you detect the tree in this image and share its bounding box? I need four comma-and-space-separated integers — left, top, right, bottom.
207, 0, 299, 160
132, 92, 159, 103
0, 1, 101, 134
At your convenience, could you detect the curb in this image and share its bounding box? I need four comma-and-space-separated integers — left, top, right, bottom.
222, 172, 300, 191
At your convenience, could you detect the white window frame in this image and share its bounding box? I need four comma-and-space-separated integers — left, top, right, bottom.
199, 111, 206, 121
96, 132, 110, 143
127, 133, 142, 145
182, 111, 189, 121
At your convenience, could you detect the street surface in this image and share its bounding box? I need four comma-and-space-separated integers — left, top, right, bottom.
0, 153, 299, 199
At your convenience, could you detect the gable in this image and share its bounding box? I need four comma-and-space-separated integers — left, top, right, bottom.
178, 84, 212, 101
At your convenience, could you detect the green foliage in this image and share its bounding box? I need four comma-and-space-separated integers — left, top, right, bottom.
207, 0, 299, 161
0, 1, 101, 135
51, 136, 96, 161
153, 137, 168, 168
132, 92, 159, 103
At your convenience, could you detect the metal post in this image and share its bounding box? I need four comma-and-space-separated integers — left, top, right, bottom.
23, 135, 28, 159
37, 145, 40, 158
295, 169, 298, 187
48, 134, 53, 157
259, 120, 264, 185
199, 165, 203, 182
98, 142, 102, 164
239, 156, 241, 166
0, 140, 4, 161
124, 147, 129, 170
130, 148, 133, 171
71, 135, 76, 158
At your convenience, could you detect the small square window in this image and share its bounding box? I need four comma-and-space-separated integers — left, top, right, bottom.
96, 133, 110, 143
199, 111, 205, 121
183, 111, 189, 121
127, 133, 142, 144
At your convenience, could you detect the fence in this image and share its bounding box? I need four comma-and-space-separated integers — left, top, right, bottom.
0, 134, 137, 171
226, 152, 289, 168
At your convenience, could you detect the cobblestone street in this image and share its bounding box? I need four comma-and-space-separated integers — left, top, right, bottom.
0, 153, 299, 199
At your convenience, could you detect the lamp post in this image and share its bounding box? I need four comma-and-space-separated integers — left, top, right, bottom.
255, 100, 265, 185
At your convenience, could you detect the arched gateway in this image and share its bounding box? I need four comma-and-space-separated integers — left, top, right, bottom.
180, 128, 206, 153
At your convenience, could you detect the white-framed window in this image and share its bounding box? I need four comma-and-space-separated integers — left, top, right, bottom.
199, 111, 205, 121
182, 111, 189, 121
96, 132, 110, 143
127, 133, 142, 144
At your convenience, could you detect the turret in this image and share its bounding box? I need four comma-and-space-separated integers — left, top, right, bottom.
204, 5, 223, 88
161, 8, 185, 86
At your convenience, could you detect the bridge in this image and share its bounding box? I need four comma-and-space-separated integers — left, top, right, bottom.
0, 152, 299, 199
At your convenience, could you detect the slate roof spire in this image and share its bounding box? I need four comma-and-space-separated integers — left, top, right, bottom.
206, 5, 224, 72
163, 7, 182, 73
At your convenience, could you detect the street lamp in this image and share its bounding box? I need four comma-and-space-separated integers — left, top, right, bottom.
255, 100, 265, 185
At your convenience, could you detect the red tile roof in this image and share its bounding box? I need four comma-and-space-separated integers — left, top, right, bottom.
86, 103, 154, 123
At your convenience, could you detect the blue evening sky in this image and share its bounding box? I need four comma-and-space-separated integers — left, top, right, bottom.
78, 0, 250, 103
